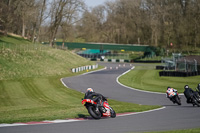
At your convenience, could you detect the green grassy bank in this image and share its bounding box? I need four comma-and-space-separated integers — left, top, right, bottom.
0, 47, 94, 80
0, 35, 160, 123
138, 128, 200, 133
119, 64, 200, 93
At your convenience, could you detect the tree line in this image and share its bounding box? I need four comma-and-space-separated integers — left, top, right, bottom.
0, 0, 200, 50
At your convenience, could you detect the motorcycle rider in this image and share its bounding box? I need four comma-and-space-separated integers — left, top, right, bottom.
196, 83, 200, 93
166, 87, 178, 103
84, 88, 107, 109
184, 85, 195, 103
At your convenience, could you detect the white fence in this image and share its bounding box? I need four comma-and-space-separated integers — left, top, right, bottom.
71, 64, 98, 73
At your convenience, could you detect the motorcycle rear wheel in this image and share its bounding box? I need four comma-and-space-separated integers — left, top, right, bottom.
193, 99, 200, 107
88, 106, 102, 119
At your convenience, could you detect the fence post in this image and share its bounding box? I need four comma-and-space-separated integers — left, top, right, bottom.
184, 59, 187, 72
194, 59, 197, 72
175, 59, 176, 71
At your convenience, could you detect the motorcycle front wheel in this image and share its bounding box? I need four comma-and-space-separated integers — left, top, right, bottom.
175, 95, 181, 105
88, 106, 102, 119
110, 107, 116, 118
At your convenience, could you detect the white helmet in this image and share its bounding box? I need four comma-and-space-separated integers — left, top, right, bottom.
184, 85, 189, 89
87, 88, 93, 92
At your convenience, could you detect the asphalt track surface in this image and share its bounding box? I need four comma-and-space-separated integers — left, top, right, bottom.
1, 62, 200, 133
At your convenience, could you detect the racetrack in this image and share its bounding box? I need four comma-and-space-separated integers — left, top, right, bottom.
1, 62, 200, 133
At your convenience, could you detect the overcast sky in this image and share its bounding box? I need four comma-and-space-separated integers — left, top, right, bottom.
84, 0, 115, 8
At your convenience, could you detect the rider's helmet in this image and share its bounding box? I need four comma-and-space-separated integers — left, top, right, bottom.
184, 85, 189, 89
167, 86, 171, 90
87, 88, 93, 92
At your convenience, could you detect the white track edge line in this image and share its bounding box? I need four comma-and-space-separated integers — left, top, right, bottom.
116, 66, 184, 95
0, 120, 83, 128
60, 67, 106, 88
117, 106, 166, 117
81, 68, 106, 76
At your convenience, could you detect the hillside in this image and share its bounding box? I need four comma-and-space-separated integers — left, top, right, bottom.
0, 32, 32, 45
0, 34, 94, 80
0, 35, 96, 123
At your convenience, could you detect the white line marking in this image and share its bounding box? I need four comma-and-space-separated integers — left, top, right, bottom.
81, 68, 106, 76
60, 78, 69, 88
0, 123, 27, 127
117, 106, 166, 117
60, 67, 106, 88
44, 119, 82, 123
0, 120, 84, 127
116, 66, 184, 95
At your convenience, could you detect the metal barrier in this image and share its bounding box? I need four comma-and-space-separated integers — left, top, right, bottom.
71, 64, 98, 73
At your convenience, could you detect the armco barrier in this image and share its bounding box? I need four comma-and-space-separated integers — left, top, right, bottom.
159, 71, 199, 77
71, 64, 98, 73
134, 60, 161, 63
92, 58, 130, 63
156, 66, 164, 70
120, 59, 124, 62
111, 59, 116, 62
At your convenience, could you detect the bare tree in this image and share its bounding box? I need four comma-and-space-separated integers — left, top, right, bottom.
103, 1, 118, 43
49, 0, 84, 46
60, 0, 85, 42
35, 0, 47, 42
0, 0, 17, 35
14, 0, 36, 37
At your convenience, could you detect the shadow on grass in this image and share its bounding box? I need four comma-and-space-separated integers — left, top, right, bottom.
78, 114, 87, 118
0, 40, 6, 43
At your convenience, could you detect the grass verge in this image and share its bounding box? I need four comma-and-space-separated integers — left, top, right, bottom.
139, 128, 200, 133
118, 63, 200, 93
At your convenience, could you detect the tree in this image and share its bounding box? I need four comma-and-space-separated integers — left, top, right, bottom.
0, 0, 18, 35
60, 0, 85, 42
14, 0, 36, 37
49, 0, 84, 46
35, 0, 47, 42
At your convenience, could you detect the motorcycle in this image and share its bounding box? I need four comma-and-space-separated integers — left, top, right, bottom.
196, 87, 200, 95
82, 98, 116, 119
191, 91, 200, 107
166, 90, 181, 105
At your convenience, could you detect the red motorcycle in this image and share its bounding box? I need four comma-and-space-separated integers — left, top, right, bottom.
82, 98, 116, 119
